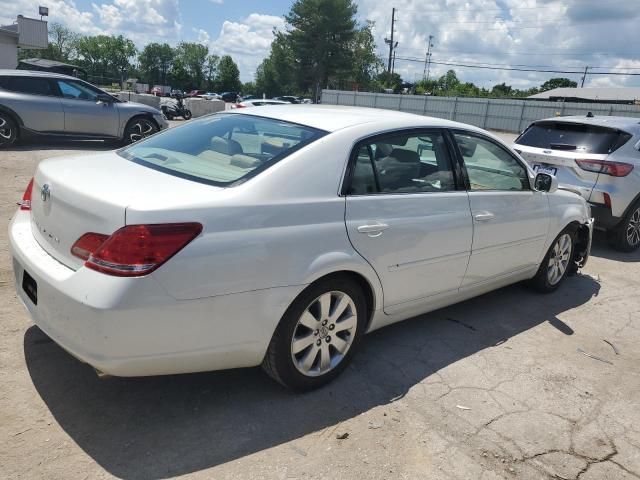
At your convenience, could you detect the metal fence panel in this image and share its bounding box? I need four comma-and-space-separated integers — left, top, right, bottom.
321, 90, 640, 133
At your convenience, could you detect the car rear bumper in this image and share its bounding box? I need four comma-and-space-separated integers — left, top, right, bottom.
9, 210, 301, 377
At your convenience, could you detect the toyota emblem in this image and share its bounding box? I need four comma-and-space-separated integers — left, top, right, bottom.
41, 184, 50, 202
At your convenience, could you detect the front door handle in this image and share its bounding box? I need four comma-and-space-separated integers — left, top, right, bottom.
357, 222, 389, 237
474, 212, 495, 222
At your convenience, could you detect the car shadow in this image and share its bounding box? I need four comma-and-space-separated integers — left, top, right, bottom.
589, 230, 640, 263
24, 275, 600, 480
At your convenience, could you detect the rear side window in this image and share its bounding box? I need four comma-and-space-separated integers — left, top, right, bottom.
516, 122, 632, 154
119, 113, 326, 186
348, 131, 457, 194
3, 77, 54, 96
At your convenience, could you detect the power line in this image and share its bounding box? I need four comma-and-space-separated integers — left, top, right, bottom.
393, 57, 640, 76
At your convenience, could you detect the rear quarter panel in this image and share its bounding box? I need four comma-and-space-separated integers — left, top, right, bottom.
125, 128, 384, 310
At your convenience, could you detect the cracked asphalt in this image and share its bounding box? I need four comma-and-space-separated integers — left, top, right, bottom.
1, 132, 639, 480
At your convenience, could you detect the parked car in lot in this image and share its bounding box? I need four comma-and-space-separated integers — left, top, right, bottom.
274, 95, 301, 104
9, 106, 592, 390
514, 115, 640, 251
0, 70, 168, 147
231, 99, 288, 108
220, 91, 240, 102
186, 89, 206, 97
201, 92, 220, 100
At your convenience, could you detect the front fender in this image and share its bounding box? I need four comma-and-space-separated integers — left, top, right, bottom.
543, 191, 592, 263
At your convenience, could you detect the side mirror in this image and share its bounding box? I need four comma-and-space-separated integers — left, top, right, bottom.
534, 173, 558, 193
96, 93, 114, 103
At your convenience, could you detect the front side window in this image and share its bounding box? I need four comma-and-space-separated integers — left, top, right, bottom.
348, 131, 456, 195
56, 80, 100, 101
119, 114, 326, 186
454, 133, 529, 191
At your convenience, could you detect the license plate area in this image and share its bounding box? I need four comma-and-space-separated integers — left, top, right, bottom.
22, 270, 38, 305
533, 164, 557, 176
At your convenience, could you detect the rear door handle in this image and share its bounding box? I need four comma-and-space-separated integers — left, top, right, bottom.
357, 222, 389, 237
474, 212, 495, 222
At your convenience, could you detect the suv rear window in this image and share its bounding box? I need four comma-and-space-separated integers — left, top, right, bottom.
516, 121, 632, 154
119, 113, 326, 186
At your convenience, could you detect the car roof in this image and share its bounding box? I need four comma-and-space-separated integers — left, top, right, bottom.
533, 115, 640, 134
0, 69, 77, 80
230, 104, 484, 133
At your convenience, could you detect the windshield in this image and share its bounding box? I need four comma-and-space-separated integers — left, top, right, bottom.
119, 113, 326, 186
516, 121, 631, 154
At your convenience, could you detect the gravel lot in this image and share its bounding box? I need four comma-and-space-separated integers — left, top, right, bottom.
1, 129, 639, 480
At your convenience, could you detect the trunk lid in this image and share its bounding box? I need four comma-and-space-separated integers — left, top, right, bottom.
30, 151, 221, 270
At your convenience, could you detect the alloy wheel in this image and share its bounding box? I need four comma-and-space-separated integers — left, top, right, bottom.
290, 291, 358, 377
0, 117, 13, 141
128, 119, 156, 143
626, 208, 640, 248
547, 233, 572, 286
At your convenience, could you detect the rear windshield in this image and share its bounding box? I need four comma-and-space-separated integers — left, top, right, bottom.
119, 113, 326, 186
516, 121, 632, 154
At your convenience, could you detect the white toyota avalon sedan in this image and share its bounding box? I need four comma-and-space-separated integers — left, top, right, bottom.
9, 105, 593, 391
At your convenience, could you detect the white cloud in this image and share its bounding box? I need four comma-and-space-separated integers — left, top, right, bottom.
209, 13, 285, 81
0, 0, 101, 35
209, 0, 223, 4
357, 0, 640, 88
194, 28, 210, 45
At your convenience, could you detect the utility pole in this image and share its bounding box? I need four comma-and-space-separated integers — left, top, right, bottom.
581, 66, 589, 87
385, 8, 397, 74
392, 50, 397, 75
423, 35, 434, 81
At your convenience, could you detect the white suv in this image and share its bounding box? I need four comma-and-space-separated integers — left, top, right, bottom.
514, 115, 640, 251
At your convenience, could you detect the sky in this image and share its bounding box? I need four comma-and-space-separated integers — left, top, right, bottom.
2, 0, 639, 89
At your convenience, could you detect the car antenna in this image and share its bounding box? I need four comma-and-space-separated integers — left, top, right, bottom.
586, 112, 594, 117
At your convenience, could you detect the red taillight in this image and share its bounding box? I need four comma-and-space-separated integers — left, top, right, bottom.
232, 103, 245, 108
71, 232, 110, 260
603, 193, 612, 209
575, 159, 634, 177
19, 178, 34, 211
80, 223, 202, 277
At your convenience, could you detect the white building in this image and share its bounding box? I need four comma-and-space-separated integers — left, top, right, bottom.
0, 15, 48, 69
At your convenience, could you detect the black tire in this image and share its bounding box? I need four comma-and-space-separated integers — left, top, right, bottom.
0, 112, 18, 148
529, 227, 576, 293
262, 276, 367, 391
607, 202, 640, 252
182, 109, 192, 120
122, 116, 158, 145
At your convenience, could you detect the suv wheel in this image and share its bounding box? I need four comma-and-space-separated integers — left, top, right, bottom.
123, 117, 158, 145
608, 202, 640, 252
0, 113, 17, 148
262, 276, 366, 391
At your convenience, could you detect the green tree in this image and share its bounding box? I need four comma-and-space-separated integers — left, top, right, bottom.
285, 0, 359, 99
438, 70, 460, 93
107, 35, 137, 87
255, 32, 296, 97
171, 42, 209, 90
491, 82, 514, 97
350, 21, 383, 90
205, 54, 220, 91
540, 77, 578, 92
216, 55, 241, 92
138, 42, 174, 85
